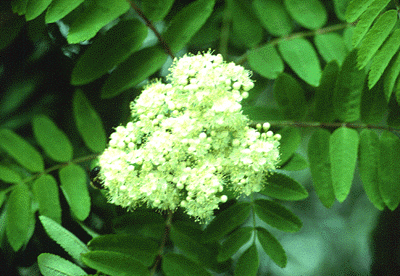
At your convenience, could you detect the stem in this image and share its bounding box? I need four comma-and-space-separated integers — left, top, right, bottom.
236, 22, 353, 65
150, 209, 173, 275
126, 0, 175, 59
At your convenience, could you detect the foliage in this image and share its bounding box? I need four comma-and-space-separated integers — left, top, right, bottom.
1, 0, 400, 275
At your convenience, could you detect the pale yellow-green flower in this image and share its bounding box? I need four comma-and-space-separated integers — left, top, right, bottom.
99, 51, 280, 221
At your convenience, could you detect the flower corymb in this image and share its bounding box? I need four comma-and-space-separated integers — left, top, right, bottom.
99, 51, 280, 221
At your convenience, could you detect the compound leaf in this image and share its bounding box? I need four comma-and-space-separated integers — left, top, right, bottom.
71, 19, 148, 85
217, 227, 253, 262
141, 0, 174, 22
0, 128, 44, 172
273, 73, 307, 120
59, 163, 91, 221
67, 0, 130, 43
247, 44, 284, 79
6, 183, 34, 251
38, 253, 88, 276
333, 50, 366, 122
379, 131, 400, 210
260, 173, 308, 201
345, 0, 375, 22
202, 202, 251, 243
284, 0, 327, 30
101, 45, 168, 98
25, 0, 53, 21
253, 0, 293, 36
73, 90, 106, 152
257, 227, 287, 268
314, 33, 347, 66
88, 234, 158, 266
32, 115, 73, 162
45, 0, 85, 23
39, 216, 89, 263
33, 175, 62, 224
234, 243, 259, 276
368, 28, 400, 89
254, 199, 302, 232
277, 127, 301, 166
357, 10, 397, 69
278, 38, 321, 86
330, 127, 359, 202
358, 129, 384, 210
82, 251, 148, 276
308, 129, 335, 208
313, 61, 339, 122
351, 0, 391, 47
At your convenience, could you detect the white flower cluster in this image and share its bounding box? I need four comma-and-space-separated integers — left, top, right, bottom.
99, 51, 280, 221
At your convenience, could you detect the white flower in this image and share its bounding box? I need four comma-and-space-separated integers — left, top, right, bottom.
99, 51, 280, 222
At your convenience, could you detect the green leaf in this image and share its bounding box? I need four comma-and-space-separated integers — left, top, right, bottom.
273, 73, 307, 120
6, 183, 34, 251
73, 90, 106, 152
278, 38, 321, 86
0, 129, 44, 172
112, 211, 165, 239
11, 0, 29, 15
252, 0, 293, 36
256, 227, 287, 268
333, 0, 351, 20
329, 127, 359, 202
357, 10, 397, 69
0, 15, 25, 51
254, 199, 302, 232
202, 202, 251, 242
32, 115, 73, 162
141, 0, 174, 22
164, 0, 216, 53
384, 51, 400, 101
334, 50, 366, 122
361, 78, 387, 124
25, 0, 53, 21
351, 0, 391, 47
358, 129, 385, 210
308, 129, 335, 208
379, 131, 400, 210
38, 253, 88, 276
67, 0, 130, 43
59, 164, 91, 221
260, 173, 308, 201
284, 0, 327, 30
217, 227, 253, 262
234, 243, 259, 276
71, 19, 148, 85
277, 127, 301, 165
242, 106, 284, 122
88, 234, 158, 266
247, 44, 284, 79
33, 175, 62, 224
280, 153, 308, 171
368, 29, 400, 89
314, 33, 347, 66
313, 61, 339, 122
229, 0, 263, 48
170, 224, 218, 269
82, 250, 148, 276
162, 253, 212, 276
101, 45, 168, 98
45, 0, 85, 23
39, 216, 89, 262
345, 0, 375, 22
0, 165, 22, 183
